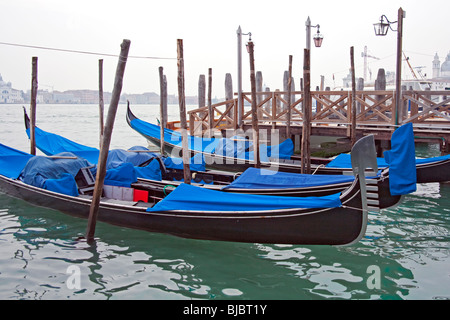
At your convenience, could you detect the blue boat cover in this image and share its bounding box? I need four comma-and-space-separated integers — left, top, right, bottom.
383, 123, 416, 195
325, 124, 418, 195
129, 117, 219, 154
234, 139, 294, 161
326, 153, 388, 168
326, 151, 450, 168
26, 126, 100, 164
162, 153, 206, 172
19, 152, 93, 196
18, 152, 139, 196
415, 154, 450, 164
26, 125, 206, 177
0, 143, 34, 179
147, 183, 342, 212
128, 117, 294, 160
106, 147, 159, 169
222, 167, 355, 190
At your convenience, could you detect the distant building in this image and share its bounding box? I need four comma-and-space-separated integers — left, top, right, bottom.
431, 52, 450, 90
432, 52, 450, 79
0, 73, 24, 103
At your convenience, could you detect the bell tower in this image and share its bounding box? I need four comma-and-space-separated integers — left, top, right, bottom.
432, 53, 440, 78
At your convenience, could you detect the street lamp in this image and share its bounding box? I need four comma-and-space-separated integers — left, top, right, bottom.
306, 17, 323, 49
313, 26, 323, 47
373, 8, 406, 125
237, 26, 252, 129
373, 15, 392, 36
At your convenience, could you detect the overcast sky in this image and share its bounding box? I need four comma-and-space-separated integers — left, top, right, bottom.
1, 0, 449, 98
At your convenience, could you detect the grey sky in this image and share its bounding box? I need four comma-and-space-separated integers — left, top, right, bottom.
1, 0, 449, 98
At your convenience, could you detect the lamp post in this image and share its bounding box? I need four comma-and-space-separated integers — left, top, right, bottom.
305, 16, 323, 50
373, 7, 406, 126
302, 17, 322, 174
237, 26, 252, 129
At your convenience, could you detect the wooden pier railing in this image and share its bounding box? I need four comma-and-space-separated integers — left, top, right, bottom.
187, 90, 450, 134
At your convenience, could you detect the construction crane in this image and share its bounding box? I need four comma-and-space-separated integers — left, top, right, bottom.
361, 46, 380, 82
403, 52, 419, 80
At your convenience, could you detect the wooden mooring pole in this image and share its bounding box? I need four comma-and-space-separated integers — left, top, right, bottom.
350, 46, 357, 146
159, 66, 166, 155
286, 55, 293, 139
86, 39, 131, 242
177, 39, 191, 184
29, 57, 38, 156
98, 59, 105, 148
301, 49, 311, 174
247, 40, 260, 168
208, 68, 213, 136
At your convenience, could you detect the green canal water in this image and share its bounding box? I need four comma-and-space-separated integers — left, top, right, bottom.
0, 104, 448, 300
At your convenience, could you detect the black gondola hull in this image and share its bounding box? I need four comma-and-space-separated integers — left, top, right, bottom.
0, 175, 366, 245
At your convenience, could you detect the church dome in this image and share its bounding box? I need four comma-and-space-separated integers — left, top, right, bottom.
441, 53, 450, 74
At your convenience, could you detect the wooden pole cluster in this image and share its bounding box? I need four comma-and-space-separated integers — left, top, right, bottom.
350, 46, 357, 146
301, 49, 311, 174
86, 39, 131, 242
207, 68, 213, 136
29, 57, 38, 155
286, 55, 293, 139
225, 73, 233, 120
177, 39, 191, 184
198, 74, 206, 120
247, 41, 260, 168
98, 59, 105, 148
159, 66, 166, 155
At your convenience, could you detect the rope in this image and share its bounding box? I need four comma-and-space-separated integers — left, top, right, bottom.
341, 205, 379, 215
0, 41, 176, 60
312, 164, 324, 175
163, 184, 177, 196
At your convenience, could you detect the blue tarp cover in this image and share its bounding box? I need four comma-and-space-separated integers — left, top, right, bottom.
326, 152, 450, 168
100, 162, 138, 187
26, 126, 100, 164
43, 173, 79, 196
163, 153, 206, 172
325, 123, 419, 195
106, 147, 159, 169
148, 183, 342, 212
27, 125, 206, 176
129, 118, 219, 154
1, 140, 139, 195
222, 167, 355, 190
19, 152, 93, 196
415, 154, 450, 164
18, 152, 138, 195
27, 125, 206, 177
383, 123, 417, 195
326, 154, 388, 168
129, 117, 294, 160
0, 143, 34, 179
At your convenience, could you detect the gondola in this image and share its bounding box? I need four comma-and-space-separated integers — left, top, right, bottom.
23, 110, 404, 209
0, 135, 376, 245
126, 105, 450, 183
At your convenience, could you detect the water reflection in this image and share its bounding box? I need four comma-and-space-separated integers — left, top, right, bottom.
0, 180, 449, 300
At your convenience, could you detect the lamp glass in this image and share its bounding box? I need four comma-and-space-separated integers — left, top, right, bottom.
373, 22, 390, 36
313, 34, 323, 47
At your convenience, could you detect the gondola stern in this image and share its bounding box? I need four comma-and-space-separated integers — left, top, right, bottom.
23, 106, 31, 131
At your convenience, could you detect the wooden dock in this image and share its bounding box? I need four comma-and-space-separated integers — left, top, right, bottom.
185, 89, 450, 156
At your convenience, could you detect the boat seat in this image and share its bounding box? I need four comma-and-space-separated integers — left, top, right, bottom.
75, 167, 96, 195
